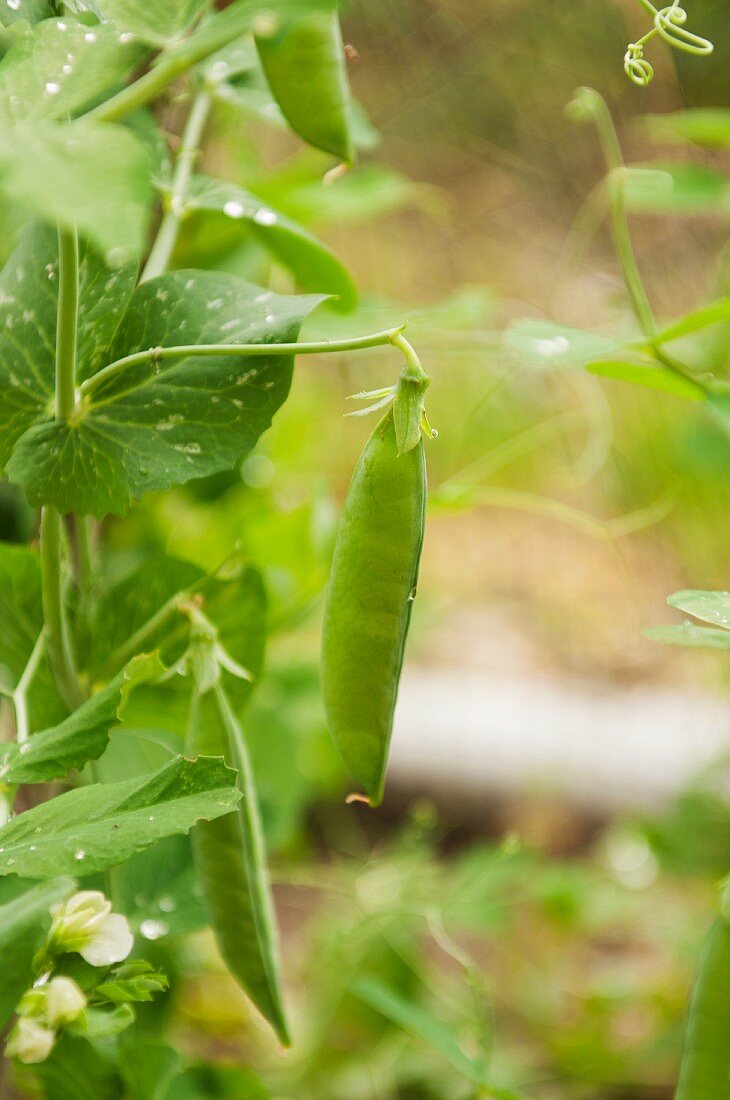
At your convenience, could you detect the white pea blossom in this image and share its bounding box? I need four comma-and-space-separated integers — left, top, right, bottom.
5, 1017, 56, 1064
44, 977, 86, 1027
48, 890, 134, 966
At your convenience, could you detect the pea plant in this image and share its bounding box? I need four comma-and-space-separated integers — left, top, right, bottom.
510, 10, 730, 1095
0, 0, 435, 1092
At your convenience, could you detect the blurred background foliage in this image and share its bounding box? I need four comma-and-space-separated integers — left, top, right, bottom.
5, 0, 730, 1095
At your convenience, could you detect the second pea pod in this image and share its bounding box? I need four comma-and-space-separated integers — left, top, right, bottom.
321, 357, 429, 807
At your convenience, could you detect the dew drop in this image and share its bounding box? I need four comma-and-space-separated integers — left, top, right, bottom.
253, 207, 277, 227
6, 858, 14, 866
118, 31, 135, 43
7, 0, 20, 10
45, 82, 61, 96
84, 31, 97, 43
29, 845, 36, 851
223, 200, 245, 219
62, 64, 72, 75
140, 919, 168, 941
56, 20, 67, 29
158, 896, 175, 913
74, 849, 85, 861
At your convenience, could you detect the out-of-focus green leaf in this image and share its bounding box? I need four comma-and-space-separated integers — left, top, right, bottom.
0, 877, 74, 1030
184, 175, 356, 308
255, 0, 353, 161
33, 1033, 123, 1100
654, 299, 730, 343
352, 978, 497, 1090
645, 623, 730, 648
0, 0, 53, 27
619, 164, 730, 216
0, 756, 241, 878
506, 319, 621, 368
667, 590, 730, 628
587, 358, 706, 400
643, 109, 730, 148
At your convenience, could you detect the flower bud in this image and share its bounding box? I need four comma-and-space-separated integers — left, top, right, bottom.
5, 1018, 55, 1064
45, 977, 86, 1027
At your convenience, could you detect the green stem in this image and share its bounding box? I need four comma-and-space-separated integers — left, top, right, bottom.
12, 632, 46, 744
40, 510, 82, 710
141, 87, 213, 283
41, 224, 83, 711
87, 3, 272, 124
79, 326, 408, 403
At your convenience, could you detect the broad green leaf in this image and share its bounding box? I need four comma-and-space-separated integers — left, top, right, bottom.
0, 119, 152, 258
189, 685, 288, 1043
506, 319, 621, 369
6, 270, 322, 517
644, 624, 730, 649
0, 223, 136, 469
619, 164, 730, 216
0, 755, 241, 878
0, 877, 74, 1030
352, 978, 497, 1090
0, 653, 162, 785
94, 0, 208, 45
0, 18, 144, 122
255, 0, 354, 162
185, 175, 357, 309
96, 960, 169, 1004
0, 542, 64, 730
33, 1033, 123, 1100
587, 358, 706, 401
644, 109, 730, 148
667, 590, 730, 628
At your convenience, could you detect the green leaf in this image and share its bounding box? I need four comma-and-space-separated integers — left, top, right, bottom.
0, 1, 54, 28
653, 299, 730, 343
185, 175, 357, 309
0, 755, 241, 878
586, 358, 706, 400
0, 877, 74, 1030
643, 109, 730, 148
96, 960, 169, 1004
505, 319, 621, 368
0, 119, 152, 258
33, 1033, 124, 1100
80, 1003, 136, 1038
0, 542, 64, 730
0, 653, 162, 785
667, 590, 730, 628
0, 18, 145, 122
189, 685, 289, 1044
644, 624, 730, 649
0, 223, 137, 468
6, 269, 322, 517
352, 978, 497, 1090
94, 0, 208, 46
619, 164, 730, 216
255, 0, 353, 162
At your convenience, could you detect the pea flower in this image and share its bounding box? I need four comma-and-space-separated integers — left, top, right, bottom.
48, 890, 133, 967
5, 1017, 56, 1064
44, 977, 86, 1027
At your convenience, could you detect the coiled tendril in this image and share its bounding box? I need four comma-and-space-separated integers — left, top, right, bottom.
624, 2, 713, 86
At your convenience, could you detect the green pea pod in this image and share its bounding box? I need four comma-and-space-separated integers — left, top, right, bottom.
187, 685, 289, 1045
322, 410, 426, 806
675, 919, 730, 1099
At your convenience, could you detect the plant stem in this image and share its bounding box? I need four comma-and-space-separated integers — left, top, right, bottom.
142, 87, 213, 283
12, 632, 46, 744
87, 2, 270, 124
80, 326, 408, 403
41, 225, 83, 711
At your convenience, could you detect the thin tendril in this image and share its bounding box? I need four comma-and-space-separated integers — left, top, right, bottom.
624, 2, 713, 86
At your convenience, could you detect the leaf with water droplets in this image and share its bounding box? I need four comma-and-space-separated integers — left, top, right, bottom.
0, 653, 163, 785
644, 623, 730, 649
667, 590, 730, 630
0, 755, 241, 879
7, 270, 323, 517
0, 18, 145, 123
0, 223, 137, 470
94, 0, 208, 46
183, 174, 356, 309
505, 319, 622, 369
